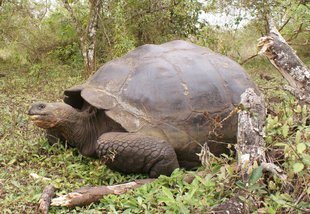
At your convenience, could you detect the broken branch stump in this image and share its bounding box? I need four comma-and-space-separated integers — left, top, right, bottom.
237, 88, 266, 181
258, 15, 310, 103
39, 185, 55, 214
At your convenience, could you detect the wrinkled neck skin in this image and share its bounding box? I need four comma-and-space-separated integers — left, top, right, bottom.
51, 105, 124, 157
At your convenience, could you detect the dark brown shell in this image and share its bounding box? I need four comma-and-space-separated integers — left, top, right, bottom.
64, 40, 258, 160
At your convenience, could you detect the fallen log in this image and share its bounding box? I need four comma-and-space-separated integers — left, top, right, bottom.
258, 15, 310, 103
51, 178, 155, 208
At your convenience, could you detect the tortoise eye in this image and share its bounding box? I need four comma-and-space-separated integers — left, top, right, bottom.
38, 104, 45, 110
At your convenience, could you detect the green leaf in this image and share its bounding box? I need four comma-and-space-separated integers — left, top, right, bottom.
227, 165, 234, 176
302, 105, 307, 117
158, 197, 174, 206
162, 186, 174, 200
268, 206, 276, 214
248, 166, 263, 185
194, 174, 205, 184
274, 142, 287, 147
8, 158, 16, 165
287, 117, 293, 125
282, 124, 289, 138
293, 162, 304, 173
295, 105, 301, 113
296, 131, 301, 144
297, 143, 306, 154
301, 154, 310, 165
236, 181, 246, 189
307, 187, 310, 195
248, 184, 259, 191
238, 196, 246, 201
212, 165, 222, 173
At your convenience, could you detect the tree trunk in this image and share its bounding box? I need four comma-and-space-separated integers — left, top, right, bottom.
258, 15, 310, 103
62, 0, 100, 75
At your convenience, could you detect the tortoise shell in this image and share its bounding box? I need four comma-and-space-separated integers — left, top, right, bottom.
64, 40, 258, 164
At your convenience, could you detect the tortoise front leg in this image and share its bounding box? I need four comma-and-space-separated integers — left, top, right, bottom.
96, 132, 179, 177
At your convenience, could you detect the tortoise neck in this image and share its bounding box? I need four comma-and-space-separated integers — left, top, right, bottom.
53, 106, 125, 157
56, 107, 99, 157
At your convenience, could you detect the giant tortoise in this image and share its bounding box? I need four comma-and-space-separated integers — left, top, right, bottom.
29, 40, 258, 177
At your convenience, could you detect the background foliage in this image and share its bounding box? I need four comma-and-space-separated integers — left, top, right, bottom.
0, 0, 309, 213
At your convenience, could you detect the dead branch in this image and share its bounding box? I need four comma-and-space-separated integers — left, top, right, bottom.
240, 54, 258, 65
51, 179, 155, 207
279, 17, 291, 32
260, 162, 287, 181
288, 23, 304, 42
294, 183, 310, 207
39, 185, 55, 214
258, 15, 310, 103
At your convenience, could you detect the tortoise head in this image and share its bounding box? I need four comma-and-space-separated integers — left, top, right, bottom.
28, 102, 77, 129
28, 101, 116, 157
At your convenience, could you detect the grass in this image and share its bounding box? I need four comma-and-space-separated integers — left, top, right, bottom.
0, 55, 309, 213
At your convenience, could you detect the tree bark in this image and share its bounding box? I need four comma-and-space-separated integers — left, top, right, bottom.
258, 15, 310, 103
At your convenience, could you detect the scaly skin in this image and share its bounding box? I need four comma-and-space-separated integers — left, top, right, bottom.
96, 132, 179, 177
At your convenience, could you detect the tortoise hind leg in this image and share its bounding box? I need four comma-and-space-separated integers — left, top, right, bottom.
96, 132, 179, 177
